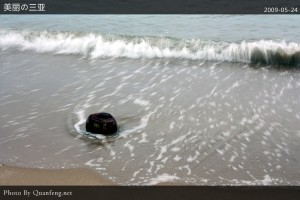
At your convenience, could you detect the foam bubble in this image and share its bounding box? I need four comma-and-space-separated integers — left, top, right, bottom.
146, 173, 181, 185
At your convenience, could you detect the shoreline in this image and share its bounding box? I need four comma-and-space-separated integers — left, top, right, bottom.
0, 164, 113, 185
1, 50, 300, 185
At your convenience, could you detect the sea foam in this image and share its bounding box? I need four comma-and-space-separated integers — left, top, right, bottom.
0, 29, 300, 66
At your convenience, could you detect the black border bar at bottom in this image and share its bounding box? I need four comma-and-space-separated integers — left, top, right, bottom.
1, 186, 300, 200
0, 0, 300, 14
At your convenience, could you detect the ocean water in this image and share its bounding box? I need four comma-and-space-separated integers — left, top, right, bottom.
1, 15, 300, 185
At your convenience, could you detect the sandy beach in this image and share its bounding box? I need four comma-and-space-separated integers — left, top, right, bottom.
1, 16, 300, 186
0, 165, 112, 185
0, 165, 179, 186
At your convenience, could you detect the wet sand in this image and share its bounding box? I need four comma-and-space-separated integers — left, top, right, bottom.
0, 165, 112, 185
1, 50, 300, 185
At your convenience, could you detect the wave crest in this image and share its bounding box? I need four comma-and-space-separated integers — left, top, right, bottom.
0, 29, 299, 67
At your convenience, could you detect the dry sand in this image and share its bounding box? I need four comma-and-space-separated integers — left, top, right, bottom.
0, 165, 112, 185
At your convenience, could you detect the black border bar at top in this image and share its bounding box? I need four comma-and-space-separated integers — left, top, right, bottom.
0, 0, 300, 14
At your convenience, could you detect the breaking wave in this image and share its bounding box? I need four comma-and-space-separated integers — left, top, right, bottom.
1, 29, 300, 67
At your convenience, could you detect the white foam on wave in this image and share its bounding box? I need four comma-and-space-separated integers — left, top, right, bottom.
120, 105, 159, 138
133, 98, 150, 107
146, 173, 181, 185
220, 174, 279, 185
156, 145, 168, 160
1, 29, 300, 65
74, 109, 85, 133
